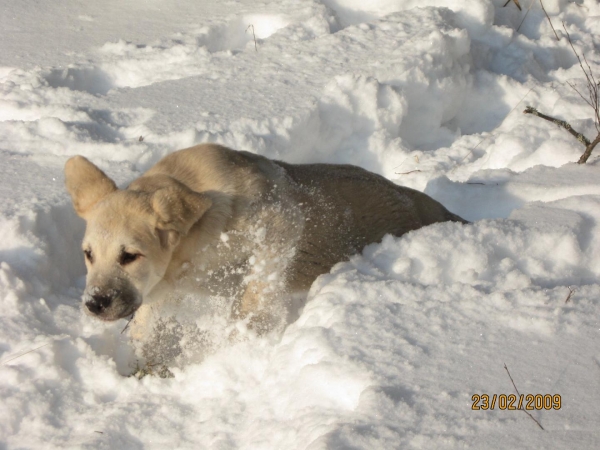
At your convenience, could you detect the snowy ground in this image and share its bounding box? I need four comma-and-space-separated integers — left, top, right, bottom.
1, 0, 600, 448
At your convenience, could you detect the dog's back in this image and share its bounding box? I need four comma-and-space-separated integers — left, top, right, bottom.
140, 145, 465, 292
269, 161, 465, 289
133, 145, 466, 290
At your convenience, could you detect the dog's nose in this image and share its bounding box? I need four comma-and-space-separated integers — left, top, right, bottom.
85, 294, 112, 314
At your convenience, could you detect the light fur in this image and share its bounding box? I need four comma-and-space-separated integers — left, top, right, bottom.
65, 144, 465, 340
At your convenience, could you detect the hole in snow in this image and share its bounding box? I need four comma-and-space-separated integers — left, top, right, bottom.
201, 14, 290, 52
319, 0, 396, 27
242, 14, 290, 39
44, 67, 115, 96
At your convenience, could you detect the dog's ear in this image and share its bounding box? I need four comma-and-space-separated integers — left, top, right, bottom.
64, 156, 118, 218
152, 184, 212, 246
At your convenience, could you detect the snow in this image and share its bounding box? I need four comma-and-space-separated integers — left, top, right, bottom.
1, 0, 600, 448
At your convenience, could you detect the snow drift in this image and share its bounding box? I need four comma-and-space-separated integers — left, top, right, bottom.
1, 0, 600, 448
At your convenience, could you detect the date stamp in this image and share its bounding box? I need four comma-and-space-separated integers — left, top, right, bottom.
472, 394, 561, 410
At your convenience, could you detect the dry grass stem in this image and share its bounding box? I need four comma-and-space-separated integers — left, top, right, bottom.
516, 0, 536, 33
246, 25, 258, 52
504, 363, 545, 430
1, 343, 51, 365
539, 0, 560, 40
565, 286, 576, 303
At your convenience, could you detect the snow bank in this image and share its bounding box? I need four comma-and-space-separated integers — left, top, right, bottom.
1, 0, 600, 448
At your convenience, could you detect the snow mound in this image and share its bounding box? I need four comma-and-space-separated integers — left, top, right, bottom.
2, 0, 600, 447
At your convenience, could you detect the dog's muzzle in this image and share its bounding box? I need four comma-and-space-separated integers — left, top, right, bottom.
83, 286, 141, 321
85, 293, 113, 315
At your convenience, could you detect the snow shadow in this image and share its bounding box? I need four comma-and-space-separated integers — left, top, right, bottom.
42, 13, 291, 96
45, 66, 115, 95
424, 175, 526, 221
319, 0, 379, 28
64, 118, 124, 143
32, 203, 86, 291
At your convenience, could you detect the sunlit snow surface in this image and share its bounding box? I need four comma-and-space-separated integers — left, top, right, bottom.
1, 0, 600, 448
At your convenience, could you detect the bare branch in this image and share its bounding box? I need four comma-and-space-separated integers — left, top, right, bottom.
563, 22, 596, 93
581, 51, 596, 87
578, 134, 600, 164
566, 80, 595, 109
544, 22, 600, 161
524, 106, 591, 146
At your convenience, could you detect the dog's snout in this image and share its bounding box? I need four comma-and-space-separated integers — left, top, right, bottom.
85, 293, 113, 314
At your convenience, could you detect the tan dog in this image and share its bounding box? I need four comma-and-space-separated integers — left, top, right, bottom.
65, 144, 465, 342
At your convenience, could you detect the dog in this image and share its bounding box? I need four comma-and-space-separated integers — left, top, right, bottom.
65, 143, 465, 346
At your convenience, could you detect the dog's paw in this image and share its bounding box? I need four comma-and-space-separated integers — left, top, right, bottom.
130, 361, 175, 379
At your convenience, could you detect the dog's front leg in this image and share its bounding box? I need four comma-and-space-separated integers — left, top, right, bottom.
230, 280, 281, 335
230, 202, 301, 335
237, 279, 268, 316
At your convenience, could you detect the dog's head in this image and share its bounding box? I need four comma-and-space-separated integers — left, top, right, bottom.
64, 156, 211, 321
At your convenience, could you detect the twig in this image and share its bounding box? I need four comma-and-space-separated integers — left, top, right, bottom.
504, 363, 545, 430
565, 286, 576, 303
526, 23, 600, 163
392, 155, 411, 171
563, 22, 600, 133
395, 170, 422, 175
523, 106, 591, 146
517, 0, 536, 33
579, 134, 600, 163
566, 80, 595, 110
539, 0, 560, 41
121, 314, 135, 334
563, 26, 595, 104
527, 103, 600, 163
504, 0, 522, 11
246, 25, 258, 52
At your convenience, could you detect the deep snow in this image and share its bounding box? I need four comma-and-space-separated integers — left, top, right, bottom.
1, 0, 600, 448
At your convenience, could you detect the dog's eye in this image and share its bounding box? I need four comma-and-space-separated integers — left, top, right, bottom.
83, 249, 93, 263
119, 251, 140, 266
